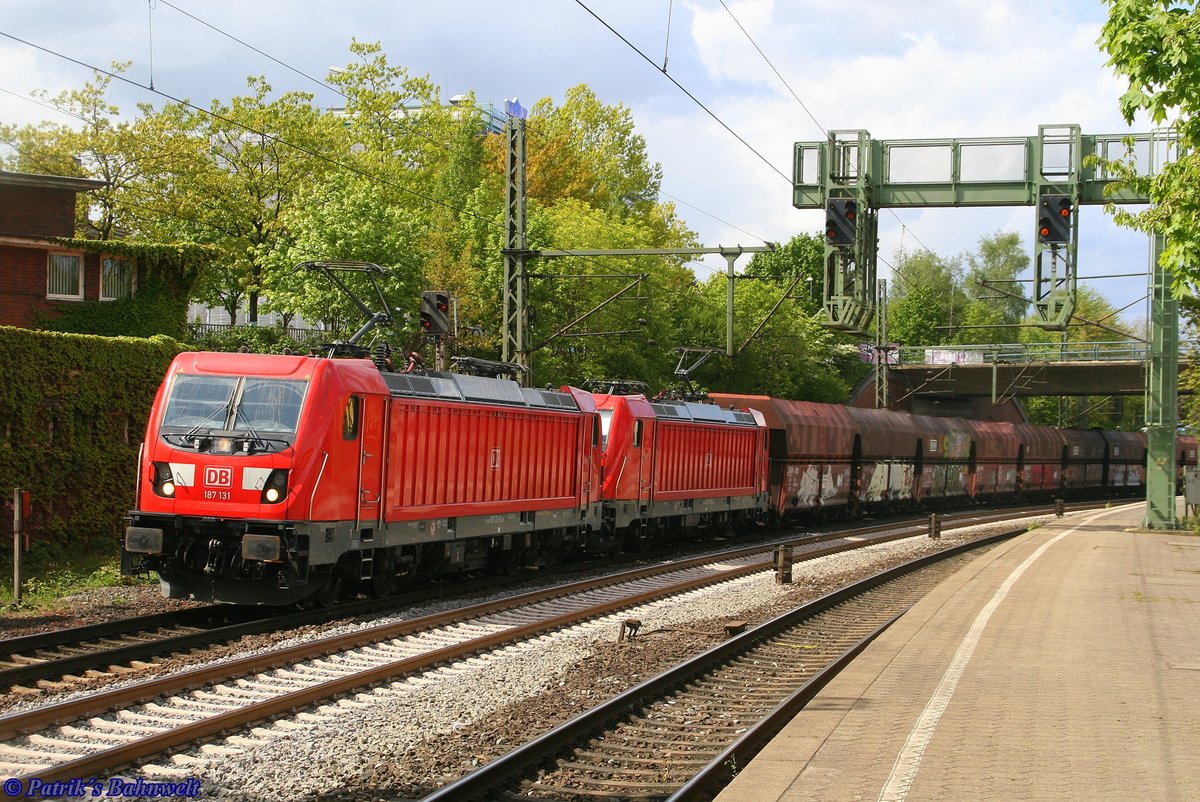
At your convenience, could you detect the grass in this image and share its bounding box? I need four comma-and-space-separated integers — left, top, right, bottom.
0, 545, 154, 614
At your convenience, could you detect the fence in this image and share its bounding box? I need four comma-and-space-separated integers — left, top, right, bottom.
893, 340, 1196, 366
186, 322, 335, 345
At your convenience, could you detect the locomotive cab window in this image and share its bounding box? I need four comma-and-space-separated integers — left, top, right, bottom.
597, 409, 613, 448
633, 420, 644, 447
159, 374, 308, 452
343, 397, 360, 440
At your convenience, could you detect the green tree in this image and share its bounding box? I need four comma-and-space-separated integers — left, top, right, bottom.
1098, 0, 1200, 293
958, 231, 1030, 344
525, 85, 663, 217
887, 249, 966, 346
683, 272, 851, 401
742, 233, 825, 316
513, 198, 695, 388
263, 41, 481, 337
463, 83, 694, 386
142, 77, 342, 325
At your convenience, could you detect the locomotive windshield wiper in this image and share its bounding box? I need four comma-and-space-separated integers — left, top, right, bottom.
184, 388, 238, 442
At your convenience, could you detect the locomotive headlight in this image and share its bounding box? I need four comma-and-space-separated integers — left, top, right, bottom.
260, 469, 289, 504
152, 462, 178, 498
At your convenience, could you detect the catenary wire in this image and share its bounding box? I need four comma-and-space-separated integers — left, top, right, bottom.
573, 0, 791, 184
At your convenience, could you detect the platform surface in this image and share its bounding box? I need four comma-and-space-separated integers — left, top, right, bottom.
715, 503, 1200, 802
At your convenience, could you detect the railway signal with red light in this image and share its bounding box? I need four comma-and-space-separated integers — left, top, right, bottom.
1038, 194, 1073, 244
420, 291, 452, 336
826, 198, 858, 246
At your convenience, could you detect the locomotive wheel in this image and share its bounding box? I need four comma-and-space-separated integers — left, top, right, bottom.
313, 575, 343, 608
365, 549, 399, 598
368, 570, 398, 598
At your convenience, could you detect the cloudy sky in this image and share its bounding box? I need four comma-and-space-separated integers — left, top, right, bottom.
0, 0, 1156, 330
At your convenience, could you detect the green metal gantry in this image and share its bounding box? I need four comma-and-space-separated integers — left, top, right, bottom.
794, 124, 1180, 528
794, 125, 1154, 331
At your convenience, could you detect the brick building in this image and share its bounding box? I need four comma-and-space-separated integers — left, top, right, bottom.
0, 170, 114, 327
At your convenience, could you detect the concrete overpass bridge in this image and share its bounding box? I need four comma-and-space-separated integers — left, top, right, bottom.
876, 340, 1194, 404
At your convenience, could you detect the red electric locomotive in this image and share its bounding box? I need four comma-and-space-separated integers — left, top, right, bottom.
592, 393, 769, 548
124, 352, 603, 605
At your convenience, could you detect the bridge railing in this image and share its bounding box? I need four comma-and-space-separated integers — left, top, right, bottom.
889, 340, 1196, 366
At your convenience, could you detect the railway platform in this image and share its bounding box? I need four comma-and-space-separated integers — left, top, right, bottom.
715, 501, 1200, 802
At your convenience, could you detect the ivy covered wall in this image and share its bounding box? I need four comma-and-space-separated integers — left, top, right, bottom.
39, 240, 209, 340
0, 327, 183, 557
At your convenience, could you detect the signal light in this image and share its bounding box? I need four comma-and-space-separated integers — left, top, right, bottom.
1037, 194, 1072, 244
825, 198, 858, 246
420, 291, 452, 336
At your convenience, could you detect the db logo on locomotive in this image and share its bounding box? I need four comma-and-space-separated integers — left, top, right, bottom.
204, 466, 234, 488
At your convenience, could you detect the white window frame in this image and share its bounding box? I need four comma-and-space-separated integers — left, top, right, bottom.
46, 251, 84, 300
99, 254, 136, 301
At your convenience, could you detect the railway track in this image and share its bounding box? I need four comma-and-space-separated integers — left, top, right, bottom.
0, 502, 1076, 694
425, 528, 1019, 802
0, 507, 1042, 786
0, 584, 492, 693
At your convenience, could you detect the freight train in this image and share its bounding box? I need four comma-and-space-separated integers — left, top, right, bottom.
121, 352, 1197, 605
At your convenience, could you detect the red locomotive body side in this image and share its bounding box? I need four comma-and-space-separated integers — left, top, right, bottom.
383, 396, 596, 522
650, 416, 764, 501
593, 393, 768, 535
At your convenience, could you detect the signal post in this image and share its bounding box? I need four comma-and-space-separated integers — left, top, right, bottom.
420, 291, 452, 371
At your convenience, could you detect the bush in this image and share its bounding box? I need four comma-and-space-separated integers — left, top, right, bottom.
0, 327, 183, 554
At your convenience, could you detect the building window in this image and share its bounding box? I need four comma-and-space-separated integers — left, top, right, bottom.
100, 256, 135, 300
47, 252, 84, 300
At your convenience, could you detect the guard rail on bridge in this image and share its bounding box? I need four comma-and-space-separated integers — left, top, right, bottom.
872, 340, 1195, 399
889, 340, 1195, 367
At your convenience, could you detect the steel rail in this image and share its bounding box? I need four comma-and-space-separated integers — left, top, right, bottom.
0, 570, 563, 691
422, 527, 1027, 802
0, 499, 1086, 739
0, 512, 931, 677
0, 607, 231, 661
6, 539, 804, 783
